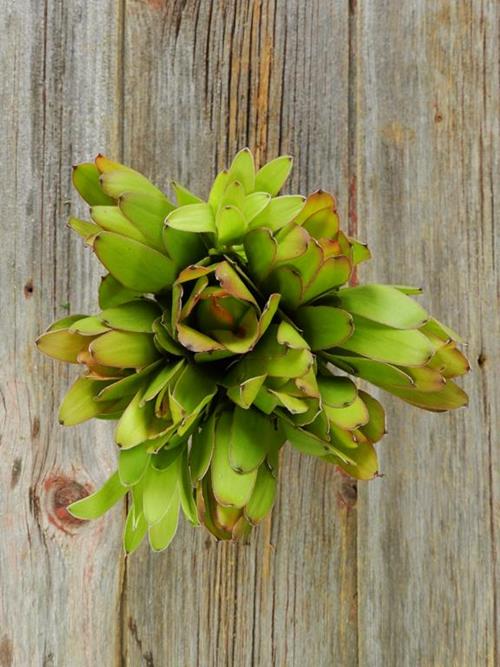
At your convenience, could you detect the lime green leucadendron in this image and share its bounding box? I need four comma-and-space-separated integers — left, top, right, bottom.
37, 150, 470, 552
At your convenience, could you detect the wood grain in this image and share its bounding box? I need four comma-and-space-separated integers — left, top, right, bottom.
0, 1, 497, 666
355, 2, 499, 666
0, 2, 125, 665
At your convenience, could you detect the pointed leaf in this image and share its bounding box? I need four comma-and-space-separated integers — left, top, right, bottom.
324, 395, 370, 430
301, 256, 352, 303
387, 380, 468, 411
229, 407, 273, 473
68, 217, 100, 242
142, 460, 179, 525
68, 471, 127, 520
254, 155, 293, 196
190, 414, 216, 482
245, 464, 277, 524
244, 227, 277, 281
227, 374, 267, 409
100, 300, 161, 333
294, 190, 336, 226
98, 162, 163, 199
118, 443, 149, 486
358, 391, 386, 443
47, 314, 88, 332
295, 306, 353, 351
98, 274, 141, 309
162, 227, 206, 270
119, 190, 174, 251
328, 354, 417, 389
242, 192, 271, 222
166, 203, 216, 233
72, 163, 114, 206
94, 232, 176, 292
178, 449, 199, 525
350, 239, 371, 265
211, 412, 257, 508
36, 329, 90, 363
318, 375, 358, 407
69, 316, 110, 336
339, 315, 435, 367
142, 360, 184, 403
325, 438, 379, 480
148, 490, 180, 551
96, 361, 160, 401
208, 170, 229, 209
115, 388, 171, 448
337, 285, 428, 329
59, 377, 113, 426
216, 205, 247, 245
90, 331, 160, 368
249, 195, 306, 231
228, 148, 255, 192
90, 206, 149, 244
282, 420, 331, 457
172, 181, 203, 206
123, 505, 148, 554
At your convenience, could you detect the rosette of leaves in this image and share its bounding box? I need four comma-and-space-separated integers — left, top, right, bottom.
36, 150, 469, 552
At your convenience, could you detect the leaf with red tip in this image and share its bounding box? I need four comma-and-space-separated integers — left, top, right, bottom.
301, 256, 352, 303
294, 190, 336, 226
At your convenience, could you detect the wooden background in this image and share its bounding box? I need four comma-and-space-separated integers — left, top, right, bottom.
1, 1, 498, 665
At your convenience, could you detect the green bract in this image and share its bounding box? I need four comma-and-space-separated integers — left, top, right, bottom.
37, 149, 470, 552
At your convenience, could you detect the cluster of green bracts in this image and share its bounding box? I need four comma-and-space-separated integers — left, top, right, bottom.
37, 150, 469, 551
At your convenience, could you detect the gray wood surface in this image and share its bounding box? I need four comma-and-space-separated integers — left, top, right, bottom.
0, 1, 497, 666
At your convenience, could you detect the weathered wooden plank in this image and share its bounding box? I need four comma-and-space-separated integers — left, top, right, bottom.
355, 2, 499, 665
121, 1, 356, 665
0, 2, 125, 665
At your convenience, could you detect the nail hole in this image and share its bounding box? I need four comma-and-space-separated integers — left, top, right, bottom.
24, 280, 34, 298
